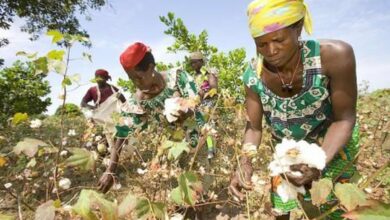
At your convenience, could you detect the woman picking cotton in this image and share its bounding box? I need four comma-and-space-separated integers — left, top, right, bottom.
229, 0, 359, 219
97, 42, 205, 193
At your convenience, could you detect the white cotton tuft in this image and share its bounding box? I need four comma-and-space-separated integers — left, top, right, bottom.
137, 168, 148, 175
163, 97, 197, 123
30, 119, 42, 128
163, 97, 181, 123
276, 179, 306, 203
68, 129, 76, 136
58, 178, 71, 190
268, 138, 327, 202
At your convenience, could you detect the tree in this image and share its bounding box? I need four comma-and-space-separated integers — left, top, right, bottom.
159, 12, 248, 100
0, 61, 51, 124
55, 103, 82, 117
0, 0, 106, 47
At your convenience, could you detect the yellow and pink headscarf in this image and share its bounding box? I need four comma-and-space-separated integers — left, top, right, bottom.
247, 0, 313, 38
247, 0, 313, 75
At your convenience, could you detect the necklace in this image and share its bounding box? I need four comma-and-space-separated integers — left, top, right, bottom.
275, 51, 302, 92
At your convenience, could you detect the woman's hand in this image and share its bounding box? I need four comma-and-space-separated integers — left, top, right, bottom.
284, 163, 321, 187
171, 109, 192, 123
229, 156, 254, 201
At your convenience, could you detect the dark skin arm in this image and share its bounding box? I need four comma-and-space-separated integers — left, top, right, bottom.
229, 85, 263, 200
118, 93, 126, 103
208, 72, 218, 90
80, 99, 96, 110
98, 138, 126, 193
286, 40, 357, 186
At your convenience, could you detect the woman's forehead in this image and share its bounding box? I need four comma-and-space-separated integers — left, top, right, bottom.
255, 28, 291, 42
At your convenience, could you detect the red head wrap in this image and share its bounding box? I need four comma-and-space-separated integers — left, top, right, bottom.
119, 42, 149, 71
95, 69, 111, 80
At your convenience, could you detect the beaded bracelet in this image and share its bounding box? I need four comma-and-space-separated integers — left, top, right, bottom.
241, 143, 257, 158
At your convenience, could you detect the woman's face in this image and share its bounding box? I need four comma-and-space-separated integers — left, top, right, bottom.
254, 27, 300, 68
190, 59, 203, 72
126, 63, 155, 92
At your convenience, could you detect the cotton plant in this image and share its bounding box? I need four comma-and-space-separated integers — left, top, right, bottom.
268, 138, 327, 203
163, 97, 198, 123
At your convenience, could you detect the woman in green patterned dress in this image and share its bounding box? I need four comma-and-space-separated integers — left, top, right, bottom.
229, 0, 358, 219
97, 42, 204, 193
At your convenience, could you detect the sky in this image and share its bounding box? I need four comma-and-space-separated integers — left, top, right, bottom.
1, 0, 389, 114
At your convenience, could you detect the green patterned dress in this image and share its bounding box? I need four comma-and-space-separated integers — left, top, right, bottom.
115, 68, 204, 147
243, 40, 359, 218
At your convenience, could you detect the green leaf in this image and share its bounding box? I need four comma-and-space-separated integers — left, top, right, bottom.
342, 201, 390, 220
26, 158, 37, 168
170, 187, 184, 205
62, 77, 72, 87
335, 183, 368, 211
170, 171, 201, 206
172, 128, 186, 141
118, 193, 138, 217
135, 198, 150, 219
134, 198, 167, 220
65, 148, 96, 171
48, 60, 66, 74
71, 34, 90, 44
47, 50, 65, 61
169, 141, 189, 161
72, 190, 117, 220
33, 57, 49, 75
0, 213, 15, 220
69, 74, 81, 83
82, 52, 92, 62
16, 51, 28, 56
35, 200, 55, 220
150, 202, 167, 220
14, 138, 48, 158
47, 30, 63, 44
162, 140, 189, 161
11, 112, 28, 125
16, 51, 38, 59
179, 174, 194, 206
310, 178, 333, 206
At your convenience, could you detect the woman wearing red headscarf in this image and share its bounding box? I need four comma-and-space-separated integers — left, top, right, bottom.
81, 69, 126, 109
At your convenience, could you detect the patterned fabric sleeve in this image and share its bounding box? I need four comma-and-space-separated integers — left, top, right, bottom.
115, 97, 146, 138
242, 64, 263, 95
176, 70, 205, 128
177, 70, 198, 98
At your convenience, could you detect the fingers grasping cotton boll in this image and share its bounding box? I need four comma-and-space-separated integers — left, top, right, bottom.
268, 139, 326, 202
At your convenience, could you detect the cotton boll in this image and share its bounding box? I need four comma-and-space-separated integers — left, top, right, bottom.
298, 143, 327, 170
137, 168, 148, 175
59, 178, 71, 190
170, 213, 184, 220
163, 98, 181, 122
276, 179, 306, 203
4, 183, 12, 189
97, 143, 106, 153
290, 171, 303, 177
269, 138, 327, 201
30, 119, 42, 128
268, 160, 290, 176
